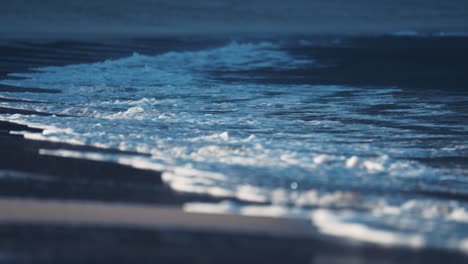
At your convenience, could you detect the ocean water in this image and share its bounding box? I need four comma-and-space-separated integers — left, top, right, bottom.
1, 36, 467, 251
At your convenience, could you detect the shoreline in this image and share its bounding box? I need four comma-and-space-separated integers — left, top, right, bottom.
1, 37, 467, 263
0, 117, 221, 206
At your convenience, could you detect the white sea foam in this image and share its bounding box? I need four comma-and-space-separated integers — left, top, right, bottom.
399, 200, 468, 223
184, 200, 468, 252
184, 201, 311, 219
311, 209, 425, 248
1, 40, 467, 251
39, 149, 112, 162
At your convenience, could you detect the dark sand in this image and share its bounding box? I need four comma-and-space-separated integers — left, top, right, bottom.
0, 37, 467, 263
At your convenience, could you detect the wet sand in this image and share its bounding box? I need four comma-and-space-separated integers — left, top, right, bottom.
0, 198, 313, 237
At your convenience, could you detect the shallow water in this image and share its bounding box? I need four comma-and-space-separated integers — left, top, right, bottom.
1, 36, 467, 251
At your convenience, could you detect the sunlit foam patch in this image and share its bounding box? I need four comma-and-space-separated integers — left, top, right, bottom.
184, 200, 311, 219
311, 207, 468, 253
183, 197, 468, 253
311, 209, 425, 248
38, 149, 168, 173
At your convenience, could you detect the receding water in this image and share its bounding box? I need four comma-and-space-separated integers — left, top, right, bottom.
1, 37, 467, 251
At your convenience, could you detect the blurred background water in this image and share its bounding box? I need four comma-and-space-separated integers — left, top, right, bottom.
1, 0, 468, 37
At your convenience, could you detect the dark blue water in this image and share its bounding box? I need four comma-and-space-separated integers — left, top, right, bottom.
2, 1, 468, 36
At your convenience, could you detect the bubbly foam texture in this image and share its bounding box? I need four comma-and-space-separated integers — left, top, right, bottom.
311, 209, 425, 247
1, 40, 467, 251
